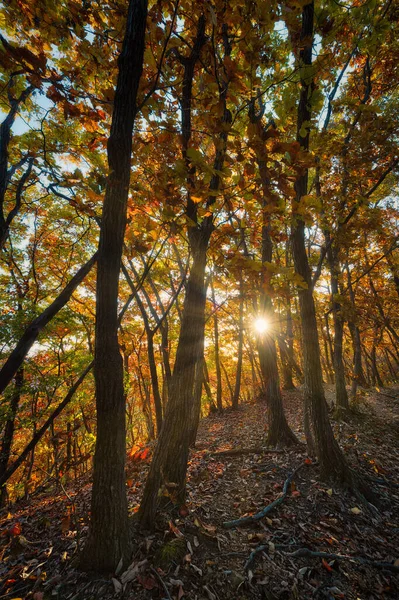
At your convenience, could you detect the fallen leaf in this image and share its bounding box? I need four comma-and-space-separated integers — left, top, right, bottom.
112, 578, 122, 594
9, 523, 22, 536
350, 507, 362, 515
169, 520, 184, 538
322, 558, 333, 572
137, 574, 158, 590
179, 504, 189, 517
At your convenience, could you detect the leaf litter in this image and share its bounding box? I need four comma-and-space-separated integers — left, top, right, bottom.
0, 386, 398, 599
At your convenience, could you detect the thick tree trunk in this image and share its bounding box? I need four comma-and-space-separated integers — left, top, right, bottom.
79, 0, 147, 573
138, 238, 209, 528
257, 334, 298, 446
291, 1, 356, 483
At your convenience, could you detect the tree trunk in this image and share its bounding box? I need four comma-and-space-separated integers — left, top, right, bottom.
0, 367, 23, 505
0, 362, 92, 490
0, 253, 97, 395
79, 0, 147, 572
278, 304, 296, 389
232, 276, 244, 409
203, 361, 215, 412
257, 154, 298, 446
138, 237, 209, 528
320, 322, 335, 384
220, 360, 235, 404
211, 279, 223, 412
327, 247, 349, 411
291, 1, 357, 484
371, 342, 384, 388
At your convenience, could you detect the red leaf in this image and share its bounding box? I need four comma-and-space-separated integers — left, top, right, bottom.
179, 504, 189, 517
137, 574, 158, 590
322, 558, 333, 572
9, 523, 22, 536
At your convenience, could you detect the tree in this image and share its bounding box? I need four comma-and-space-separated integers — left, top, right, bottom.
290, 0, 358, 483
79, 0, 148, 572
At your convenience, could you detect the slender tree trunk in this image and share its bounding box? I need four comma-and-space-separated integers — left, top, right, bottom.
386, 346, 399, 371
249, 102, 297, 445
384, 348, 396, 381
203, 361, 215, 412
324, 313, 335, 383
348, 322, 366, 397
232, 276, 244, 409
0, 254, 97, 395
278, 304, 296, 389
371, 342, 384, 388
138, 367, 155, 441
220, 360, 235, 404
0, 362, 92, 490
79, 0, 148, 572
0, 367, 23, 505
147, 332, 163, 434
211, 279, 223, 412
326, 247, 349, 411
321, 322, 335, 384
344, 263, 367, 397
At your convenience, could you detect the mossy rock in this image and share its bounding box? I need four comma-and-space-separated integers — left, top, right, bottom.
154, 537, 186, 569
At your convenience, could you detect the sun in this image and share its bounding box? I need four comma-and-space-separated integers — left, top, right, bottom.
254, 317, 269, 334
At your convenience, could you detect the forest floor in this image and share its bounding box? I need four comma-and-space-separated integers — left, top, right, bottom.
1, 387, 399, 600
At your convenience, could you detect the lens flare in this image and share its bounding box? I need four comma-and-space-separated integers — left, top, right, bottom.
254, 317, 269, 334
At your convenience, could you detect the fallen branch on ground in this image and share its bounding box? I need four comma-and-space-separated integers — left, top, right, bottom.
209, 447, 285, 457
244, 543, 299, 570
286, 547, 399, 573
222, 462, 308, 529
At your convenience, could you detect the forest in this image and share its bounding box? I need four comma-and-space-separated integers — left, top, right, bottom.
0, 0, 399, 597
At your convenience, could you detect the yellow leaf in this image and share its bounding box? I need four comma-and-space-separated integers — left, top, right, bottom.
350, 507, 362, 515
326, 488, 333, 496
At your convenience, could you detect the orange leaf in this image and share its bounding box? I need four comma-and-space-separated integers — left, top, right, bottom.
322, 558, 333, 572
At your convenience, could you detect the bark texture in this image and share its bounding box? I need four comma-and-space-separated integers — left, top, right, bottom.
137, 236, 209, 528
291, 1, 356, 483
79, 0, 147, 572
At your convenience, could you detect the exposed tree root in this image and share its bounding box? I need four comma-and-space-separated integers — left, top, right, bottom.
245, 545, 399, 573
286, 548, 399, 573
209, 447, 285, 457
222, 462, 309, 529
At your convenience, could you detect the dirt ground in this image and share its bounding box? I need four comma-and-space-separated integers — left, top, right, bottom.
1, 387, 398, 600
